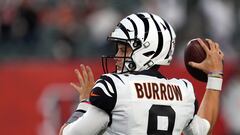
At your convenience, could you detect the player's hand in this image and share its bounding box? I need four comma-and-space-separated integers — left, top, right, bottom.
70, 64, 95, 101
189, 38, 224, 74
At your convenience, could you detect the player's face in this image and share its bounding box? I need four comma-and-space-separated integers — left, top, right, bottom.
114, 43, 133, 72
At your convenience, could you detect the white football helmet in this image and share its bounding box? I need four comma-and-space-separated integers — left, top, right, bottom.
102, 12, 176, 73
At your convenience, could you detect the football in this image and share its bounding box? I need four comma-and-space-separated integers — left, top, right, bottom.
184, 38, 210, 82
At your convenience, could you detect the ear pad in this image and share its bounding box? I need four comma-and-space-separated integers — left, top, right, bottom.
133, 39, 142, 49
128, 62, 136, 70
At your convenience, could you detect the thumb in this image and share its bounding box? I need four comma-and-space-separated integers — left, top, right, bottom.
188, 61, 202, 70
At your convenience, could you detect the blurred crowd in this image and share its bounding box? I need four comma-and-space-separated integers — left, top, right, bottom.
0, 0, 239, 61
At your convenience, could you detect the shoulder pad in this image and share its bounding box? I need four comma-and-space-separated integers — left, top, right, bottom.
90, 74, 117, 114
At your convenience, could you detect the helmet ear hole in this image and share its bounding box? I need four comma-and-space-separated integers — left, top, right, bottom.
133, 38, 142, 50
128, 62, 136, 71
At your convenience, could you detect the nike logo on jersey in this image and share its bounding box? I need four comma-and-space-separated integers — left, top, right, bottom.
90, 91, 99, 97
134, 82, 182, 101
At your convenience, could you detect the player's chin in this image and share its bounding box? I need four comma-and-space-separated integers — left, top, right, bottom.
116, 65, 122, 72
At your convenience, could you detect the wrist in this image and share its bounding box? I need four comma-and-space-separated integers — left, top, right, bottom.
208, 71, 223, 78
206, 76, 223, 91
80, 95, 89, 102
76, 100, 90, 110
80, 98, 90, 103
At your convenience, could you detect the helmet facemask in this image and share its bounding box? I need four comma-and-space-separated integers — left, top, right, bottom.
102, 41, 136, 74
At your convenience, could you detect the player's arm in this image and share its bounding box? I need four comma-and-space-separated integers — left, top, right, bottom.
187, 38, 224, 135
62, 104, 109, 135
59, 100, 91, 135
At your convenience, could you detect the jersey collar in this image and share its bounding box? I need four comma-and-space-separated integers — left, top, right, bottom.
131, 69, 166, 79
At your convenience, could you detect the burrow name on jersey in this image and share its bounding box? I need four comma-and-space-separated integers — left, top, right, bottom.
134, 82, 182, 101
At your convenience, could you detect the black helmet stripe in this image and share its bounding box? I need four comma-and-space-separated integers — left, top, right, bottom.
163, 20, 172, 41
127, 17, 138, 38
163, 19, 173, 59
149, 14, 163, 59
117, 23, 130, 39
136, 13, 149, 41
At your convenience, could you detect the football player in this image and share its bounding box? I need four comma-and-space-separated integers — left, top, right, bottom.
60, 12, 224, 135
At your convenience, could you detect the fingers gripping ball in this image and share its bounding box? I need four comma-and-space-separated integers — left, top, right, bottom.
184, 38, 210, 82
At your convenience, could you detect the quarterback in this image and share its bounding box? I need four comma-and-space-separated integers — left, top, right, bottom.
59, 12, 224, 135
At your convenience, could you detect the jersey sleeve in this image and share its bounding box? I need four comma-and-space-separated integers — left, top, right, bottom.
66, 100, 90, 124
180, 79, 194, 92
180, 79, 199, 127
89, 74, 117, 115
183, 115, 210, 135
63, 105, 109, 135
180, 79, 198, 109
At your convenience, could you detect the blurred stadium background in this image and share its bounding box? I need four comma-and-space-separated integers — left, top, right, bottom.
0, 0, 239, 135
